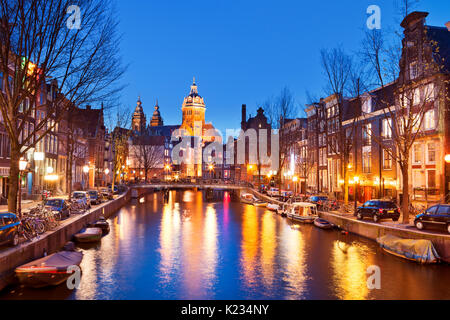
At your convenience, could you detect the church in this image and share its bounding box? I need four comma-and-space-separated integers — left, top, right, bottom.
128, 78, 217, 180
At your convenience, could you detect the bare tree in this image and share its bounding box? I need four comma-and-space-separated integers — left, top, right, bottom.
320, 47, 368, 204
131, 136, 164, 183
0, 0, 125, 213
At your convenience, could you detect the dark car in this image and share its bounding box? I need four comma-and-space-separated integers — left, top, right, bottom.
87, 190, 101, 205
100, 188, 114, 200
414, 204, 450, 234
355, 200, 400, 222
0, 213, 20, 246
44, 198, 70, 219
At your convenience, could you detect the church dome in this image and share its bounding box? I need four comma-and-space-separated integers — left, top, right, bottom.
182, 77, 205, 108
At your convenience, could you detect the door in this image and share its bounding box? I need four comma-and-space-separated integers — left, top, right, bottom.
423, 205, 439, 226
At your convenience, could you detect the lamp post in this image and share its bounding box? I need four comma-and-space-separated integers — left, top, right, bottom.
83, 165, 89, 190
18, 158, 28, 218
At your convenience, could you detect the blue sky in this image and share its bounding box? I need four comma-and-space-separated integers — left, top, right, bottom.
116, 0, 450, 133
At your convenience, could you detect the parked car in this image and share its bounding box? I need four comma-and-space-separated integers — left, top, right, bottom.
355, 200, 400, 222
87, 190, 101, 205
0, 213, 20, 246
100, 188, 114, 200
108, 185, 119, 195
267, 188, 280, 197
44, 198, 70, 219
72, 191, 91, 209
414, 204, 450, 234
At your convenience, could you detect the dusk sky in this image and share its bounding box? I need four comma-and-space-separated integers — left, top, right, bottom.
116, 0, 450, 133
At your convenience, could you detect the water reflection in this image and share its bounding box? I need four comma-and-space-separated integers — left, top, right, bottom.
2, 190, 449, 300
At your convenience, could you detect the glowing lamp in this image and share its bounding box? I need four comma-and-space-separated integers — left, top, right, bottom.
19, 159, 28, 171
445, 154, 450, 163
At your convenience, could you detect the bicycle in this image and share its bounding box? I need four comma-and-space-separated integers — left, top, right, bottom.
18, 219, 37, 241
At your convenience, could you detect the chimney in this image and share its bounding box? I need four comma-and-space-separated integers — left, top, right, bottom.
241, 104, 246, 124
446, 21, 450, 31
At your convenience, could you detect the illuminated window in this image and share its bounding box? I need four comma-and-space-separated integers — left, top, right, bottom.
427, 143, 436, 164
413, 144, 422, 164
382, 119, 392, 138
424, 109, 435, 130
383, 149, 392, 170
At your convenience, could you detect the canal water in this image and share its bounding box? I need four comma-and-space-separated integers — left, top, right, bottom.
2, 190, 449, 300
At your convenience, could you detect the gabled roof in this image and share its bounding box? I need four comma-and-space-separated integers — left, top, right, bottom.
426, 25, 450, 73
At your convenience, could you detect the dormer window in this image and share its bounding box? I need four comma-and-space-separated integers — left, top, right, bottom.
362, 95, 372, 114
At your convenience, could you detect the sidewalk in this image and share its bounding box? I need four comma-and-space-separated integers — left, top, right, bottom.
0, 195, 69, 213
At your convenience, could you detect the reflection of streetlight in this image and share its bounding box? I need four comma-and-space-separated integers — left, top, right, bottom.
18, 158, 28, 217
293, 176, 298, 195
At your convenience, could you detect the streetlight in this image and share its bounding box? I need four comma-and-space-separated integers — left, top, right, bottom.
208, 164, 214, 179
445, 154, 450, 163
18, 158, 28, 217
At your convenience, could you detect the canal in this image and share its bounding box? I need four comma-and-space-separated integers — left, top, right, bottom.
2, 190, 449, 300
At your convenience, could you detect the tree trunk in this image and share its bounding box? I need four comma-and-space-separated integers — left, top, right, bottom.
401, 165, 410, 224
8, 147, 20, 214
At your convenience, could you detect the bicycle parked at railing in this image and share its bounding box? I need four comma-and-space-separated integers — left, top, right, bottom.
17, 218, 37, 241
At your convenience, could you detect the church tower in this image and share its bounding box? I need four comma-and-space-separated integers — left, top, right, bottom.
150, 99, 164, 127
180, 77, 206, 136
132, 97, 147, 132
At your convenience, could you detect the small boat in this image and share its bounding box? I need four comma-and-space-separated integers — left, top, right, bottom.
286, 202, 318, 223
240, 193, 256, 205
88, 217, 110, 235
377, 234, 440, 264
253, 200, 268, 207
74, 227, 103, 243
15, 247, 83, 288
314, 218, 333, 229
267, 203, 280, 212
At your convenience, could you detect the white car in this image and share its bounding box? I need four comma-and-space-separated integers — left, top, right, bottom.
267, 188, 280, 197
72, 191, 91, 209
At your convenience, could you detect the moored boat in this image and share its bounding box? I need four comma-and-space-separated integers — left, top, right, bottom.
240, 193, 256, 205
314, 218, 333, 229
286, 202, 318, 223
88, 217, 110, 235
15, 249, 83, 288
267, 203, 280, 212
377, 234, 440, 264
253, 200, 268, 207
74, 227, 103, 243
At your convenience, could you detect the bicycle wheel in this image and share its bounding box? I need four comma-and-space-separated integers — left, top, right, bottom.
35, 221, 46, 234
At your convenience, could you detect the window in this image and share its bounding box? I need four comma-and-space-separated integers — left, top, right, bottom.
409, 62, 418, 79
424, 110, 435, 130
413, 144, 422, 164
383, 149, 392, 170
426, 205, 438, 214
382, 119, 392, 138
427, 143, 436, 164
436, 205, 450, 215
362, 96, 372, 113
424, 83, 435, 102
413, 88, 420, 105
362, 124, 371, 145
362, 146, 371, 173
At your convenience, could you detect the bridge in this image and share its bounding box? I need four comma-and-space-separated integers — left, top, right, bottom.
130, 182, 286, 205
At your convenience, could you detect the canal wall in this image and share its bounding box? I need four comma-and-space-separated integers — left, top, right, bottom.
0, 189, 134, 292
320, 211, 450, 263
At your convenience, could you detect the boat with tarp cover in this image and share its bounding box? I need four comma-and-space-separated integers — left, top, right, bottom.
74, 227, 102, 243
15, 248, 83, 288
377, 234, 440, 264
